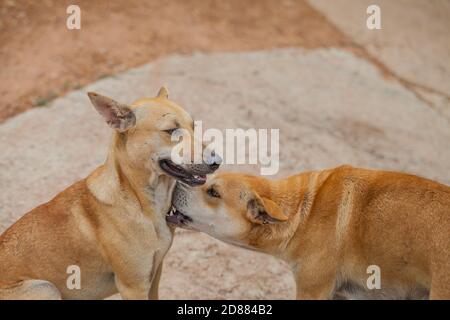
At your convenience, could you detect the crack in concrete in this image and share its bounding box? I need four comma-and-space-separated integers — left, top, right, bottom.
329, 39, 450, 124
306, 0, 450, 123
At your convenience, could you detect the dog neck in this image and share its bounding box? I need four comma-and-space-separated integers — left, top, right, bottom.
249, 171, 332, 261
87, 133, 175, 219
275, 170, 335, 263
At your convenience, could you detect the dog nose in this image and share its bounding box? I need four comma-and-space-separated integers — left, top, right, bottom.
209, 162, 220, 171
207, 151, 222, 171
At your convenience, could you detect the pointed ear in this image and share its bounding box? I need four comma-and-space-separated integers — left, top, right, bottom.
247, 193, 289, 224
87, 92, 136, 132
156, 86, 169, 99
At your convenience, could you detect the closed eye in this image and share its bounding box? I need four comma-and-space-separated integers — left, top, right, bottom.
207, 186, 221, 198
163, 128, 178, 135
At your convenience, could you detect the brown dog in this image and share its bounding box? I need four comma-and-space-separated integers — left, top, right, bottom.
169, 166, 450, 299
0, 87, 219, 300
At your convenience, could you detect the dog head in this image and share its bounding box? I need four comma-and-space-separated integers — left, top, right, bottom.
88, 87, 221, 186
168, 172, 289, 249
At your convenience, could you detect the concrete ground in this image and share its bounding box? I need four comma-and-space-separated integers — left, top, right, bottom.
1, 48, 449, 299
307, 0, 450, 120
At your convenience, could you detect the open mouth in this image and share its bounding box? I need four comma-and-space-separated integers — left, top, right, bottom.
159, 159, 207, 186
166, 206, 192, 227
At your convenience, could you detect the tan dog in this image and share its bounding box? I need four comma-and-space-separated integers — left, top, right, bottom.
169, 166, 450, 299
0, 87, 220, 300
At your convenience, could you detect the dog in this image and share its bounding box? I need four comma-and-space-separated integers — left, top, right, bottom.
0, 87, 220, 299
169, 166, 450, 299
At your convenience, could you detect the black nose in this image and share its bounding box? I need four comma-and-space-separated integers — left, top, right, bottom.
209, 162, 220, 171
207, 151, 221, 171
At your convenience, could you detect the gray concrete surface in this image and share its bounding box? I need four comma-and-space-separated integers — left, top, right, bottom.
308, 0, 450, 95
308, 0, 450, 121
1, 48, 449, 299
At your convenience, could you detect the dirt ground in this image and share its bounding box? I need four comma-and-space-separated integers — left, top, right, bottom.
0, 0, 354, 122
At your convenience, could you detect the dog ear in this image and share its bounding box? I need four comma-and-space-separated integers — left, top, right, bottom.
247, 193, 288, 224
156, 86, 169, 99
87, 92, 136, 132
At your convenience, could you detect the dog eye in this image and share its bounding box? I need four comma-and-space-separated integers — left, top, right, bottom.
207, 186, 221, 198
164, 128, 178, 135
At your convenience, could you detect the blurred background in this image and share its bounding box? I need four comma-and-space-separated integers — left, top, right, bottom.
0, 0, 449, 299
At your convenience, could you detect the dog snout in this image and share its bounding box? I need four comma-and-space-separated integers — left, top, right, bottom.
186, 154, 221, 174
205, 150, 222, 172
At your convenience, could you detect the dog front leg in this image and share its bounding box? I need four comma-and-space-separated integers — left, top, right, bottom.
294, 259, 337, 300
296, 282, 335, 299
110, 248, 161, 300
114, 276, 151, 300
295, 274, 336, 300
148, 263, 163, 300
